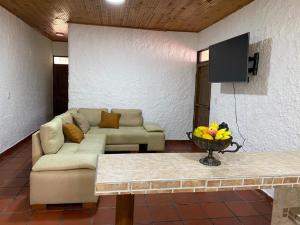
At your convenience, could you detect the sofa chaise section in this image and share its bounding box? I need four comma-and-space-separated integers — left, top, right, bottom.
84, 108, 165, 151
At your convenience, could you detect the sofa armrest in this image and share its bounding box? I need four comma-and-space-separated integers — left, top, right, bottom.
32, 154, 97, 172
32, 131, 44, 166
143, 122, 164, 132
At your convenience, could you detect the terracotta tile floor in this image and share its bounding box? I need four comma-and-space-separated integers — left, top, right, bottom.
0, 138, 273, 225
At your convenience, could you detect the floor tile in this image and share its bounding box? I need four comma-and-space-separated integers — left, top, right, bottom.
197, 191, 242, 203
197, 192, 224, 203
0, 171, 18, 180
135, 194, 147, 206
98, 195, 116, 208
93, 208, 116, 225
211, 217, 241, 225
176, 204, 208, 220
0, 197, 13, 211
1, 177, 28, 188
0, 212, 30, 225
47, 204, 83, 211
29, 211, 62, 225
264, 214, 272, 221
238, 215, 270, 225
217, 191, 243, 202
15, 170, 31, 178
134, 206, 152, 224
184, 219, 213, 225
146, 193, 173, 205
236, 190, 265, 201
0, 187, 22, 197
62, 210, 92, 225
149, 205, 180, 222
0, 161, 25, 171
16, 187, 30, 199
154, 222, 183, 225
5, 196, 31, 213
225, 201, 259, 216
249, 201, 272, 215
172, 193, 200, 205
201, 203, 234, 218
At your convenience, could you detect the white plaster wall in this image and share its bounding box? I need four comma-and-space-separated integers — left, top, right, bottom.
0, 6, 53, 153
52, 41, 68, 56
69, 24, 197, 139
197, 0, 300, 152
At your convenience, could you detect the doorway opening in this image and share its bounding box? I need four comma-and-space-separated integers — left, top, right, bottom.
53, 56, 69, 117
193, 49, 211, 128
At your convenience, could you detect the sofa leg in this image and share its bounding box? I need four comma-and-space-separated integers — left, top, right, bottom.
31, 204, 47, 210
139, 144, 148, 153
82, 202, 97, 209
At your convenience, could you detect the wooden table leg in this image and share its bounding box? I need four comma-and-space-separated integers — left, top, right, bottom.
116, 194, 135, 225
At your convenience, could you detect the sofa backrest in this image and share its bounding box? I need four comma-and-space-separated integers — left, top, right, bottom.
78, 108, 108, 126
56, 111, 73, 125
111, 109, 143, 127
40, 117, 64, 154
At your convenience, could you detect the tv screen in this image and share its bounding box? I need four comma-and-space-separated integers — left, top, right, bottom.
209, 33, 249, 83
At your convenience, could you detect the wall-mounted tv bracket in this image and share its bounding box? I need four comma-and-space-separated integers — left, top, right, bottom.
248, 52, 259, 75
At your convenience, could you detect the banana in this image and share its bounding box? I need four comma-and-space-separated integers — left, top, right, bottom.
215, 133, 223, 140
224, 131, 232, 136
216, 128, 226, 135
210, 122, 219, 130
221, 135, 231, 140
202, 133, 214, 140
193, 129, 203, 138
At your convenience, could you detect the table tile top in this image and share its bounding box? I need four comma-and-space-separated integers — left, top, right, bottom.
95, 152, 300, 195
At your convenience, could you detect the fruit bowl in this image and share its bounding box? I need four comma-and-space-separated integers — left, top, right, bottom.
186, 132, 242, 166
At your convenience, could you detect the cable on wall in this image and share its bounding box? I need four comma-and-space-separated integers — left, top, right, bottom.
232, 83, 246, 151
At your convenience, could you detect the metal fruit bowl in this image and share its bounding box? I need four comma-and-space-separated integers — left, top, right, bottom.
186, 132, 242, 166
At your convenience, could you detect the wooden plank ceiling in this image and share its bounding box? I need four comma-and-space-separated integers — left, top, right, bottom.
0, 0, 253, 42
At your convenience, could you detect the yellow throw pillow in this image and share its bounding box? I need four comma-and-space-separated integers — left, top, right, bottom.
63, 123, 84, 143
99, 111, 121, 129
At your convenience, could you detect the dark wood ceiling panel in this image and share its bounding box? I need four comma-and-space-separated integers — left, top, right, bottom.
0, 0, 253, 41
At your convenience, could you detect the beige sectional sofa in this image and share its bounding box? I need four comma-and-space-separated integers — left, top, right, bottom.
30, 108, 165, 206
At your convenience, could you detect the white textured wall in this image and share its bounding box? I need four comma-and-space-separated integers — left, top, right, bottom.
52, 41, 68, 56
0, 6, 53, 153
69, 24, 197, 139
197, 0, 300, 152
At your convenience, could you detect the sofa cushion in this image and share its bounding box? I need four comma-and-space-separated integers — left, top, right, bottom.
147, 132, 165, 151
111, 109, 143, 127
40, 118, 64, 154
99, 111, 121, 129
77, 134, 106, 154
32, 154, 97, 171
143, 123, 164, 132
56, 112, 73, 125
87, 126, 147, 144
67, 108, 78, 114
57, 143, 79, 155
78, 108, 108, 126
63, 123, 84, 143
73, 112, 90, 133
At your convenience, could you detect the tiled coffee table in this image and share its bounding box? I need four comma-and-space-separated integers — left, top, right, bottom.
95, 152, 300, 225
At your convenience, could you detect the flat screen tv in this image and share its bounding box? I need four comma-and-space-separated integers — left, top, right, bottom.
209, 33, 249, 83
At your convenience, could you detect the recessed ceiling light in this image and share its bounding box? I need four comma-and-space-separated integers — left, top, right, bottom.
55, 32, 64, 37
105, 0, 125, 5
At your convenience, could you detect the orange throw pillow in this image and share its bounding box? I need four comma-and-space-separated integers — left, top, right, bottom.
99, 111, 121, 129
63, 123, 84, 143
